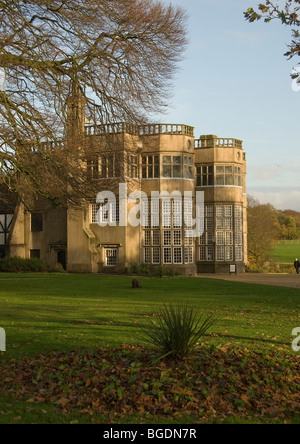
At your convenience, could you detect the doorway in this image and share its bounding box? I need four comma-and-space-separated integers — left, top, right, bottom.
57, 250, 67, 270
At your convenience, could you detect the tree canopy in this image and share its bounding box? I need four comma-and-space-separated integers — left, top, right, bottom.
245, 1, 300, 61
0, 0, 187, 203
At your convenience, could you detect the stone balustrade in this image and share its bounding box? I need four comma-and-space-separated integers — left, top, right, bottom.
85, 122, 194, 137
195, 136, 243, 149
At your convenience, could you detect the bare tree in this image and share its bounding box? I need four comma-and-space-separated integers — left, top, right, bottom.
0, 0, 188, 204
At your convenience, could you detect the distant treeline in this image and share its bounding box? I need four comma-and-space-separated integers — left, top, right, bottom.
276, 209, 300, 240
247, 196, 300, 267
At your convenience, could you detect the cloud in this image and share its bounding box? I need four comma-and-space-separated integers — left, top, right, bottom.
247, 163, 300, 186
247, 187, 300, 211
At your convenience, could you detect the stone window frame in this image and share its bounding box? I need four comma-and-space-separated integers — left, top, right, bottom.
105, 248, 118, 266
196, 165, 214, 186
31, 213, 43, 232
142, 155, 160, 179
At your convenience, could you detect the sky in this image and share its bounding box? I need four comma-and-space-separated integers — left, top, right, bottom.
157, 0, 300, 211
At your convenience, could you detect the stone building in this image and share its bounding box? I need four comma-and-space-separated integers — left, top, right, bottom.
4, 93, 247, 275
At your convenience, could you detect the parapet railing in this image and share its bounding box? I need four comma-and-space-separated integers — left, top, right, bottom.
29, 140, 65, 152
85, 122, 139, 136
195, 138, 243, 149
85, 122, 194, 137
139, 124, 194, 137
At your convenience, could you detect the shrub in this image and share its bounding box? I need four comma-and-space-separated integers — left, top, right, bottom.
0, 257, 47, 272
128, 261, 176, 278
140, 302, 218, 360
128, 260, 140, 275
245, 261, 295, 274
52, 262, 67, 273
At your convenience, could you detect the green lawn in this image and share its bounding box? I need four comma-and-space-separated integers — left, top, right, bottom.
0, 273, 299, 424
0, 273, 299, 357
272, 240, 300, 264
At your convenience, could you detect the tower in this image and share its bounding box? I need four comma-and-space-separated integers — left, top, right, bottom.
66, 82, 86, 151
194, 135, 247, 273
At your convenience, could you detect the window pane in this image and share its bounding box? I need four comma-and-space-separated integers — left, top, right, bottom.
144, 247, 151, 264
216, 218, 224, 230
225, 205, 232, 217
31, 213, 43, 232
184, 246, 193, 264
173, 165, 181, 177
207, 231, 214, 245
173, 156, 182, 164
225, 174, 233, 185
163, 230, 171, 245
152, 230, 160, 246
108, 155, 114, 176
216, 206, 224, 217
163, 247, 172, 264
173, 230, 182, 246
235, 246, 243, 261
30, 249, 40, 259
199, 246, 206, 261
225, 231, 233, 245
216, 175, 224, 185
144, 230, 151, 246
206, 218, 214, 230
163, 165, 172, 177
225, 218, 233, 230
152, 247, 160, 264
207, 246, 214, 261
101, 157, 107, 178
225, 246, 233, 261
163, 156, 171, 164
216, 232, 224, 245
216, 246, 225, 261
105, 248, 118, 266
173, 247, 182, 264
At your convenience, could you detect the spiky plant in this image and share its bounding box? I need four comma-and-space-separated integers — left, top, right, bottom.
140, 302, 218, 360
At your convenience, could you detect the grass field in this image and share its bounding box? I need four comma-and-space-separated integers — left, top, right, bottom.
0, 273, 299, 356
0, 273, 299, 424
272, 240, 300, 264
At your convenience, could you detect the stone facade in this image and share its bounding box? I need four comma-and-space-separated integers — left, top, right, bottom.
5, 122, 247, 276
2, 85, 247, 275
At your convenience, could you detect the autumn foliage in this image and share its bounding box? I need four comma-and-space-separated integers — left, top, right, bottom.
0, 345, 299, 423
